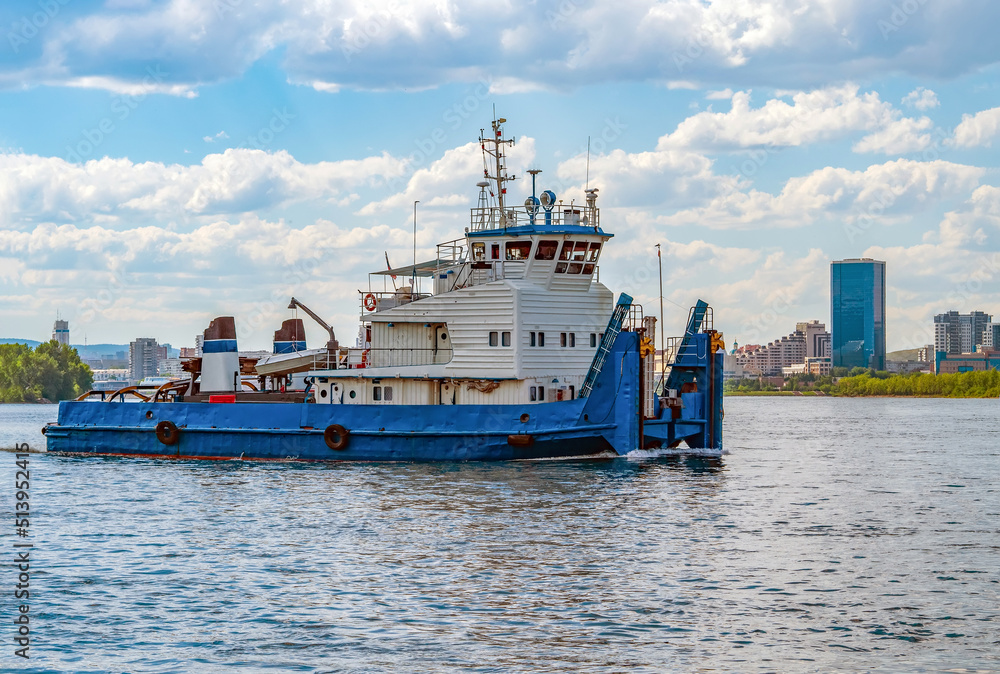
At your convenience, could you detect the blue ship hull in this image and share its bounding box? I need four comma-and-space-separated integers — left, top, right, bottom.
45, 332, 724, 461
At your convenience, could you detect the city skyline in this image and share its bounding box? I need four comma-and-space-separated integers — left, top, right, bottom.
2, 2, 1000, 351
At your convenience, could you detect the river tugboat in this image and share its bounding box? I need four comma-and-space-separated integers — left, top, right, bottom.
45, 119, 725, 460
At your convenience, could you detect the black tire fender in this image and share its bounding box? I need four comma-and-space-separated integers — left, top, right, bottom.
324, 424, 349, 451
155, 420, 180, 446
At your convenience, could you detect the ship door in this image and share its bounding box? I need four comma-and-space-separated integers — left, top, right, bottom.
440, 381, 455, 405
329, 383, 343, 404
434, 325, 452, 364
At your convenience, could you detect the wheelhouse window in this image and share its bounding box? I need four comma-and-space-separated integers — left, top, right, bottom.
555, 241, 593, 273
535, 240, 558, 260
587, 242, 602, 262
505, 241, 532, 260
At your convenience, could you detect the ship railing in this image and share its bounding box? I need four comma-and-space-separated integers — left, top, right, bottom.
310, 347, 451, 370
361, 289, 432, 315
436, 238, 467, 263
469, 205, 600, 231
460, 260, 526, 288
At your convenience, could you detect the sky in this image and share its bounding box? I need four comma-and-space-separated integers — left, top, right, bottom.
2, 0, 1000, 352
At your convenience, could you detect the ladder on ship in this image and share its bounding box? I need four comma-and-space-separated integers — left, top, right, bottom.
579, 293, 633, 398
664, 299, 710, 392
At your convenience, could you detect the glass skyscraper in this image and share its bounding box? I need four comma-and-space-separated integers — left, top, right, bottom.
831, 259, 886, 370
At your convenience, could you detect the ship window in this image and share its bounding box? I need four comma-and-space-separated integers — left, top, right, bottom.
583, 263, 595, 275
505, 241, 532, 260
502, 331, 511, 347
472, 242, 485, 261
587, 242, 602, 262
535, 240, 558, 260
590, 333, 597, 347
530, 386, 537, 402
572, 241, 588, 261
560, 333, 567, 347
538, 332, 545, 347
538, 386, 545, 401
558, 241, 574, 261
569, 333, 576, 347
489, 331, 499, 347
530, 331, 536, 347
320, 389, 328, 398
555, 262, 568, 273
373, 386, 382, 401
569, 385, 576, 399
568, 263, 583, 274
491, 243, 500, 259
349, 390, 356, 399
384, 386, 393, 401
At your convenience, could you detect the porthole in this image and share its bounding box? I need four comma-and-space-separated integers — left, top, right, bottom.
320, 389, 328, 398
349, 390, 357, 399
520, 413, 530, 423
145, 411, 153, 420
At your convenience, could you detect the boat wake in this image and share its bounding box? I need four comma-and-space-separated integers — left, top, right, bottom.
624, 447, 726, 460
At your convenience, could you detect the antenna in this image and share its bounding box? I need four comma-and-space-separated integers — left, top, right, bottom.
412, 200, 419, 291
656, 243, 665, 389
586, 136, 591, 191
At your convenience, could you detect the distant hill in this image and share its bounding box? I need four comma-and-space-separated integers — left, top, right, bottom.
0, 338, 41, 347
887, 348, 922, 362
0, 340, 179, 359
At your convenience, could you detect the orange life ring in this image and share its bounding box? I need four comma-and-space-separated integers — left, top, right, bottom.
363, 293, 377, 311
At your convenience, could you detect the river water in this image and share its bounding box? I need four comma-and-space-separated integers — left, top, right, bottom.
0, 399, 997, 672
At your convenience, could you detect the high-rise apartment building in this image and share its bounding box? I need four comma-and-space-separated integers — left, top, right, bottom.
129, 338, 160, 382
52, 319, 69, 345
831, 258, 886, 370
933, 311, 992, 354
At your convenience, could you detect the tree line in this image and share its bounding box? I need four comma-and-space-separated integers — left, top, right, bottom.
0, 342, 94, 403
726, 368, 1000, 398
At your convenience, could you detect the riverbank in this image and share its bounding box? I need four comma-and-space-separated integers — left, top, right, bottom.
727, 369, 1000, 398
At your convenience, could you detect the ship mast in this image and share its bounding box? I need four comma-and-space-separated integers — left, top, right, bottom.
480, 117, 516, 216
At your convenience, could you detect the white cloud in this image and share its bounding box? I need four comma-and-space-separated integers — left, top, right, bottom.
657, 159, 985, 230
953, 107, 1000, 148
4, 1, 1000, 94
853, 116, 934, 154
706, 88, 733, 100
902, 87, 939, 111
656, 85, 930, 155
202, 131, 229, 143
0, 149, 406, 227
